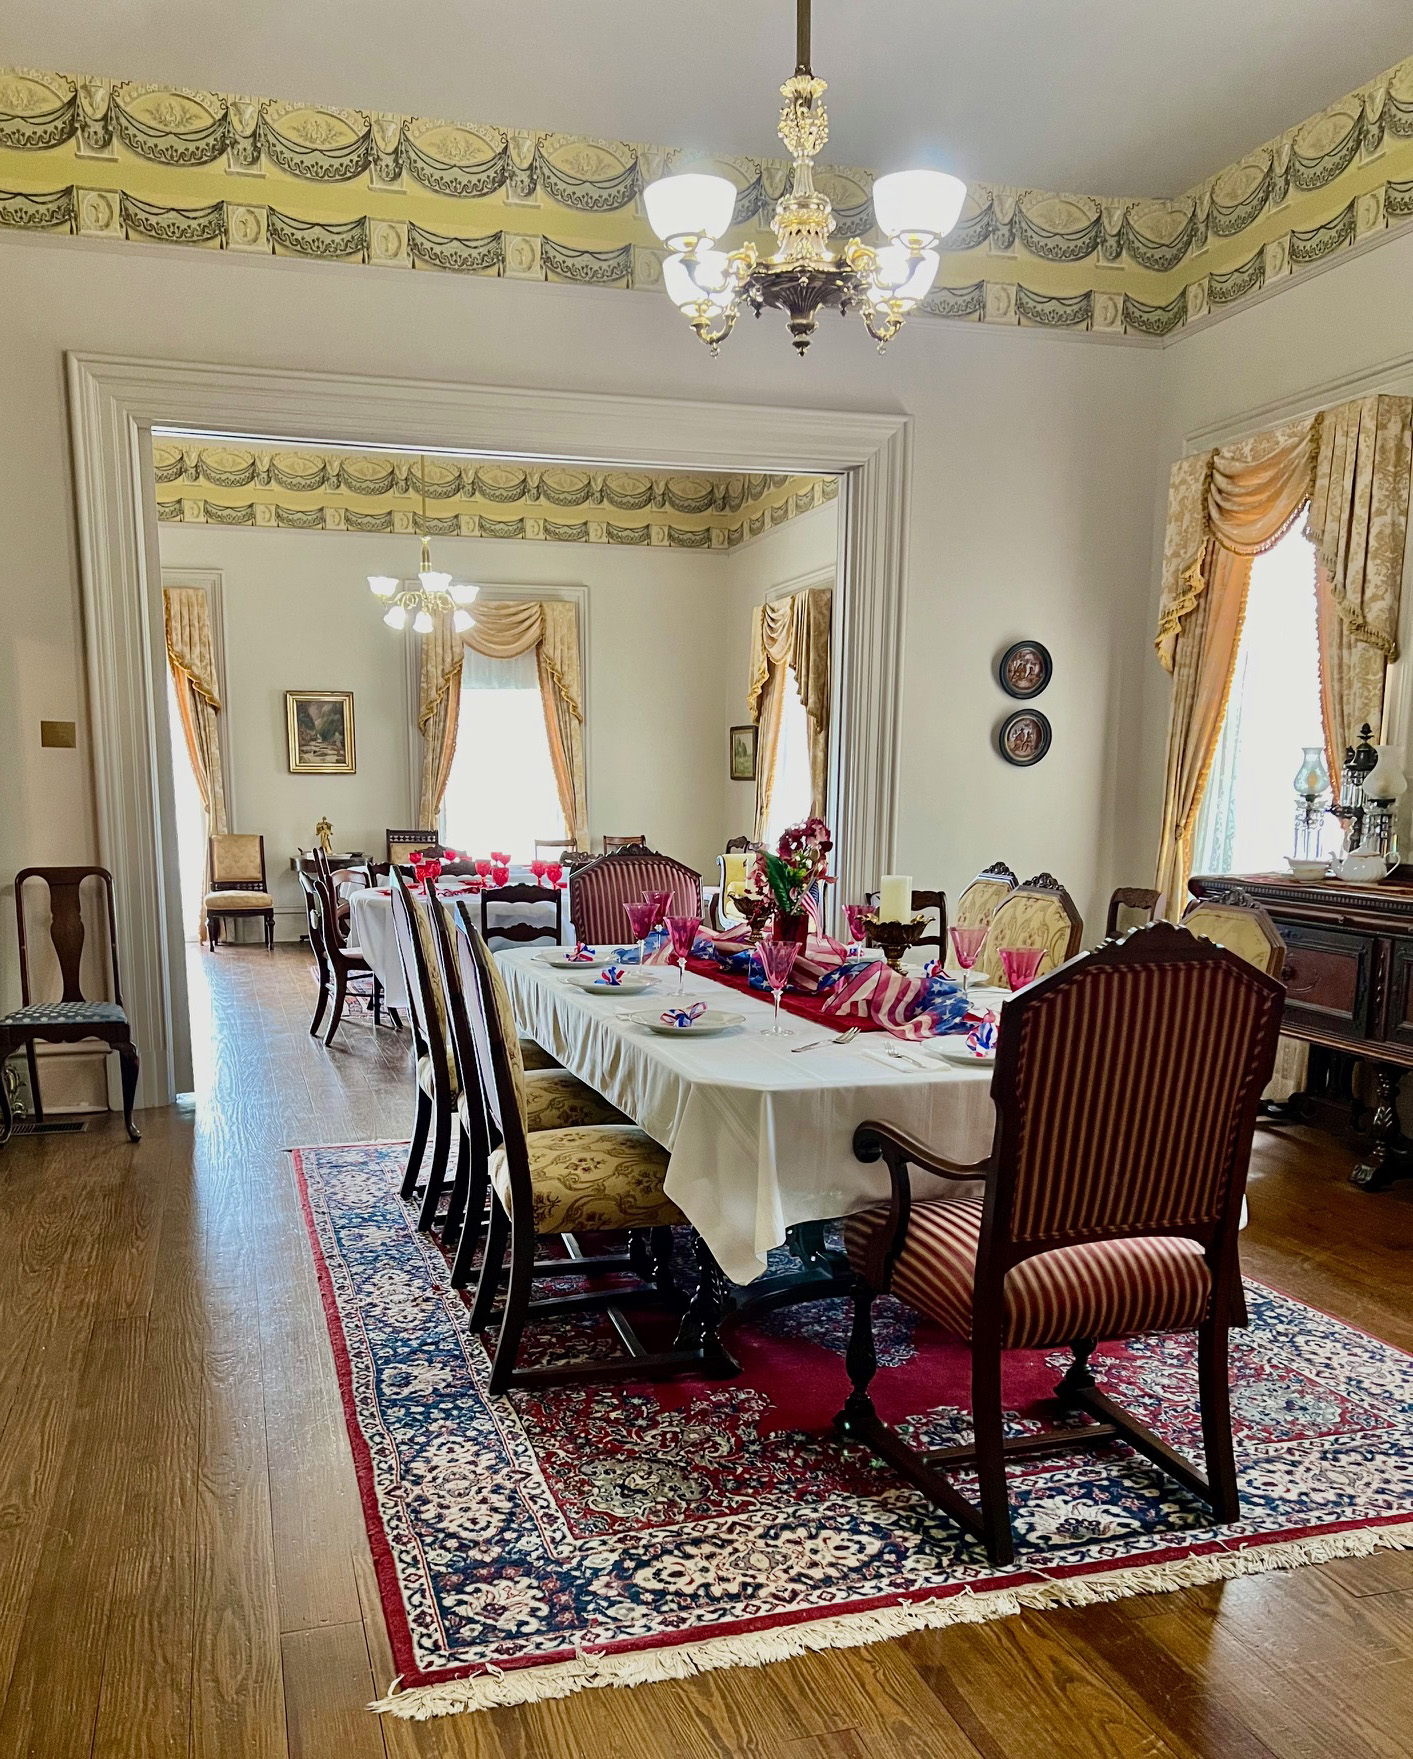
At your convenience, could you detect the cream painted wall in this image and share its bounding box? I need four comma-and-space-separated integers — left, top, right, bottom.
158, 522, 731, 937
1135, 231, 1413, 894
0, 228, 1164, 1052
719, 497, 840, 845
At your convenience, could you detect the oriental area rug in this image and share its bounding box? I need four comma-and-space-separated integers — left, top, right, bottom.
291, 1142, 1413, 1720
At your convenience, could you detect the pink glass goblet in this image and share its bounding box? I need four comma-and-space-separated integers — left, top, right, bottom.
757, 935, 799, 1036
667, 913, 701, 991
643, 889, 672, 931
999, 945, 1045, 991
843, 903, 872, 951
623, 899, 656, 968
950, 924, 988, 995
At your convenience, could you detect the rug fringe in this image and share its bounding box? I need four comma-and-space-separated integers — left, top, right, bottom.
369, 1518, 1413, 1719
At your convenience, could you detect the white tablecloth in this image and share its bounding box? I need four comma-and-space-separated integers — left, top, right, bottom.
499, 946, 1000, 1286
350, 874, 570, 1010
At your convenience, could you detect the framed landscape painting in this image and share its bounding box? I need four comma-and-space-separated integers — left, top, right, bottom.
729, 724, 758, 781
286, 691, 356, 774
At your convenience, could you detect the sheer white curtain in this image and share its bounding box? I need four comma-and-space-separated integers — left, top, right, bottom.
1193, 523, 1324, 876
440, 646, 566, 861
762, 668, 815, 847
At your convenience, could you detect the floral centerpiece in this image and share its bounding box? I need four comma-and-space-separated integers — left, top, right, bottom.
743, 816, 833, 944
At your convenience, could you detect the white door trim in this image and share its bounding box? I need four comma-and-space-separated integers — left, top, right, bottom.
67, 352, 911, 1108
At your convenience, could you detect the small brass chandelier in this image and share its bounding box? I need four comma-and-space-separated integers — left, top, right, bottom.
367, 454, 479, 633
643, 0, 966, 356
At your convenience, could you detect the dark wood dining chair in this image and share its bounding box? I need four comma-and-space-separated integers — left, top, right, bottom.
602, 834, 648, 852
567, 846, 703, 946
534, 837, 579, 860
0, 867, 141, 1145
307, 853, 388, 1043
1105, 887, 1164, 942
480, 883, 563, 949
456, 916, 688, 1393
388, 863, 460, 1232
865, 887, 948, 955
837, 922, 1284, 1565
204, 833, 275, 949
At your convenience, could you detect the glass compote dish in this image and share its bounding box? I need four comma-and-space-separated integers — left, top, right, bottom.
666, 913, 701, 991
757, 934, 799, 1036
623, 899, 657, 968
999, 945, 1045, 991
950, 924, 988, 995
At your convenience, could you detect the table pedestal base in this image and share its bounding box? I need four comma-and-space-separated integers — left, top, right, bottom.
1351, 1065, 1413, 1191
672, 1220, 853, 1376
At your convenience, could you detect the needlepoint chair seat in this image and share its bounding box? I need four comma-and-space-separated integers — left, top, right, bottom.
844, 1195, 1212, 1351
204, 888, 274, 910
5, 1000, 128, 1025
488, 1126, 684, 1236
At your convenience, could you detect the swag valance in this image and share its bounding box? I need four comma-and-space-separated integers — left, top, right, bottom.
747, 585, 833, 837
418, 599, 586, 840
1153, 394, 1413, 914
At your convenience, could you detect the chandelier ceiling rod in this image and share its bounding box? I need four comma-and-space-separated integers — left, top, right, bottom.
642, 0, 967, 357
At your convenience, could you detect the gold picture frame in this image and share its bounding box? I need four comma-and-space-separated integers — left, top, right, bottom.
286, 690, 356, 774
729, 723, 758, 782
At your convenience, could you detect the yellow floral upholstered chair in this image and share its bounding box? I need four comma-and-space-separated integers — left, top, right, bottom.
446, 904, 682, 1391
204, 833, 275, 950
1180, 894, 1286, 978
948, 861, 1017, 976
973, 873, 1084, 987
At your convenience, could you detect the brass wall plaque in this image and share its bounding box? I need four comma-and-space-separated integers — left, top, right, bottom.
40, 720, 77, 748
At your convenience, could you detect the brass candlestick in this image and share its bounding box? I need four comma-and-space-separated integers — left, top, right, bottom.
864, 913, 927, 971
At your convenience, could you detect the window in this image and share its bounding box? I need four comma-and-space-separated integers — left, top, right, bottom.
440, 645, 566, 862
165, 667, 210, 941
763, 665, 814, 847
1192, 520, 1324, 877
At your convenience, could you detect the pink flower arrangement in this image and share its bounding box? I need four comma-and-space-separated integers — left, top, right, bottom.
744, 816, 834, 918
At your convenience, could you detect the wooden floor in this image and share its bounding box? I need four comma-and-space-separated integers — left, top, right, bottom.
3, 945, 1413, 1757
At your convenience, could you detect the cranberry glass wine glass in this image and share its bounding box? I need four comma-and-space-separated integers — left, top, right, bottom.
667, 913, 701, 991
757, 935, 799, 1036
843, 903, 871, 951
643, 889, 672, 930
623, 899, 656, 968
950, 924, 988, 995
998, 945, 1045, 991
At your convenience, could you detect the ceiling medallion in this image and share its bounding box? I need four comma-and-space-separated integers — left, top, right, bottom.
643, 0, 966, 357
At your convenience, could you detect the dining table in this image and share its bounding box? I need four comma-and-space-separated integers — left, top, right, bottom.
350, 871, 571, 1010
498, 945, 1003, 1334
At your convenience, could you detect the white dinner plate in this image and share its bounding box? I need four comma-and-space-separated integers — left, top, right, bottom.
935, 1038, 997, 1065
631, 1008, 745, 1037
563, 970, 656, 995
538, 947, 616, 969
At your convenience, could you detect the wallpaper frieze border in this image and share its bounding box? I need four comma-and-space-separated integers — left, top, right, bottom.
3, 56, 1413, 340
149, 436, 839, 549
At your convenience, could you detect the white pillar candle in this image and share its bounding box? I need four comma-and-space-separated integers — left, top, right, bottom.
878, 874, 912, 921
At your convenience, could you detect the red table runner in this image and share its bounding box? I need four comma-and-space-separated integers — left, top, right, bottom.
682, 954, 885, 1032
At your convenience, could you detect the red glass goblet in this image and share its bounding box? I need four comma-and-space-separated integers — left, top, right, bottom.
643, 889, 672, 931
623, 899, 656, 967
666, 913, 701, 991
998, 945, 1045, 991
757, 935, 799, 1036
950, 924, 988, 995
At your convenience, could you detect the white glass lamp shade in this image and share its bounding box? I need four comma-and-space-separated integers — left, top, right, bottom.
449, 581, 480, 606
663, 250, 734, 316
871, 169, 967, 246
644, 173, 737, 248
1365, 744, 1408, 801
382, 604, 408, 630
1293, 745, 1331, 798
412, 608, 435, 635
452, 607, 475, 633
419, 567, 453, 596
865, 245, 939, 309
367, 574, 399, 598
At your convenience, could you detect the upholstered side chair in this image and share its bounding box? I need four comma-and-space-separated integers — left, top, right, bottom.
205, 833, 275, 949
568, 847, 703, 947
1180, 891, 1286, 978
972, 873, 1083, 986
837, 922, 1284, 1565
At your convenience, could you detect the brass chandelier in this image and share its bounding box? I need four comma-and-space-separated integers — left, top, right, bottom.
366, 454, 479, 633
643, 0, 966, 356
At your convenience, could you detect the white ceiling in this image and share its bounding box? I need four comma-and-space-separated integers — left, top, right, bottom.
3, 0, 1410, 196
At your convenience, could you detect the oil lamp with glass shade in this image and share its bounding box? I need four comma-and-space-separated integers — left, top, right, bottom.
1291, 745, 1332, 863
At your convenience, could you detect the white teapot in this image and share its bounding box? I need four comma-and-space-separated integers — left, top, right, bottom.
1336, 843, 1393, 884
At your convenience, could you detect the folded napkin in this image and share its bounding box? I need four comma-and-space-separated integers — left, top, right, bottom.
565, 942, 598, 963
595, 965, 628, 987
660, 1001, 707, 1028
964, 1010, 999, 1056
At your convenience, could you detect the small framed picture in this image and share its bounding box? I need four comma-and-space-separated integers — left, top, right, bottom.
286, 691, 356, 774
729, 723, 758, 782
998, 640, 1053, 700
998, 708, 1052, 767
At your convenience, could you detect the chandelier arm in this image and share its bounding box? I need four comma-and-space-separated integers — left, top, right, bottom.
796, 0, 811, 76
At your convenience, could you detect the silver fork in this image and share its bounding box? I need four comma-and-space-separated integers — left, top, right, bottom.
790, 1025, 861, 1053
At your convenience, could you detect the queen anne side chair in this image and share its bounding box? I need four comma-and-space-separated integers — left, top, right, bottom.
0, 867, 140, 1144
837, 922, 1284, 1566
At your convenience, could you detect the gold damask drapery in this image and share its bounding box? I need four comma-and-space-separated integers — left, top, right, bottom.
163, 585, 228, 940
746, 585, 833, 838
1153, 416, 1319, 914
418, 600, 587, 841
1306, 395, 1413, 789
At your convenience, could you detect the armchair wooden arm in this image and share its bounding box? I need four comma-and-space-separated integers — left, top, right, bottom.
851, 1120, 994, 1290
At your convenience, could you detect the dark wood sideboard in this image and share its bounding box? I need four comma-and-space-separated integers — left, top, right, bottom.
1190, 871, 1413, 1191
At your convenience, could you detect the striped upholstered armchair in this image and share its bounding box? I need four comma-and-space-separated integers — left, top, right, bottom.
567, 846, 703, 947
837, 921, 1284, 1565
